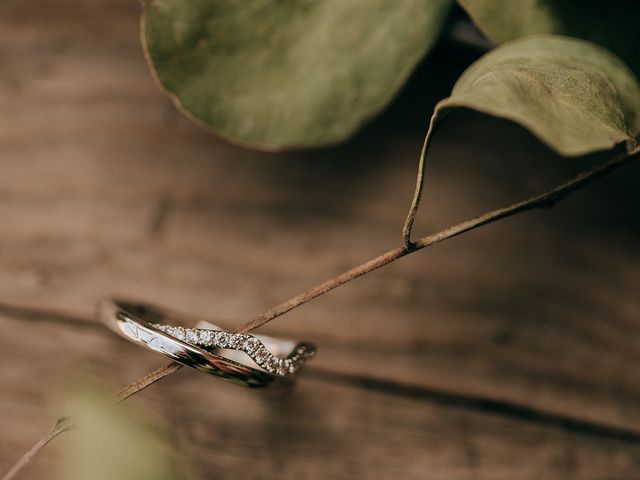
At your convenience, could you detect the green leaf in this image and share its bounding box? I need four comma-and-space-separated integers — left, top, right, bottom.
432, 35, 640, 156
59, 385, 181, 480
402, 34, 640, 246
458, 0, 640, 76
143, 0, 453, 150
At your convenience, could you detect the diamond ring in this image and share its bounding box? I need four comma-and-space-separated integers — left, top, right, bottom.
97, 298, 316, 387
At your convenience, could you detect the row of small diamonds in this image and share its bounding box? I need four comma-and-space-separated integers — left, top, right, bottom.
152, 324, 308, 376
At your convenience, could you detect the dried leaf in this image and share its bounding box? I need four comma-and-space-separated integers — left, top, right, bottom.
142, 0, 453, 150
458, 0, 640, 75
402, 34, 640, 245
432, 35, 640, 156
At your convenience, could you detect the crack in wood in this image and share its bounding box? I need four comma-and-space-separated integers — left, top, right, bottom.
0, 303, 97, 330
3, 300, 640, 446
308, 367, 640, 445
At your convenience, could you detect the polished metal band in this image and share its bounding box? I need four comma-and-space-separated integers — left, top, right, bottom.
98, 298, 315, 388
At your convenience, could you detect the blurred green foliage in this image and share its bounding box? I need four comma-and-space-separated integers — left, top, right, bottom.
58, 384, 182, 480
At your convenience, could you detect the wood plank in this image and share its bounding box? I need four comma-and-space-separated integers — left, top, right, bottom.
2, 313, 640, 480
0, 133, 637, 434
2, 0, 640, 477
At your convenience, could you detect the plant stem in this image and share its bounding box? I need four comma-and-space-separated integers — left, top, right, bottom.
1, 363, 184, 480
2, 149, 636, 480
232, 247, 407, 334
111, 362, 183, 404
235, 150, 635, 333
401, 109, 439, 249
1, 417, 73, 480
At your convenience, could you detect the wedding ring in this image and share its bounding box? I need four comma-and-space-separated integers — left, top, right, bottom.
97, 298, 316, 388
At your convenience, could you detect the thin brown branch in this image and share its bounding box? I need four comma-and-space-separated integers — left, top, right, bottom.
401, 111, 437, 249
1, 363, 183, 480
1, 417, 73, 480
3, 149, 637, 480
112, 361, 183, 404
232, 247, 408, 334
235, 150, 636, 333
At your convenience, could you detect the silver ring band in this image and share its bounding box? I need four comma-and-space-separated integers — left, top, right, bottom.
97, 298, 316, 388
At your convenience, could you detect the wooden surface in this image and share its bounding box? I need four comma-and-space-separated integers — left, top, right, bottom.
2, 1, 640, 478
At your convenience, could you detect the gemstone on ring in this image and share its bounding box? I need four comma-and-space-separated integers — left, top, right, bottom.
152, 324, 314, 376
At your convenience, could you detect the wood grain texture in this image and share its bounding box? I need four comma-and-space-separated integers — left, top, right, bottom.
1, 1, 640, 478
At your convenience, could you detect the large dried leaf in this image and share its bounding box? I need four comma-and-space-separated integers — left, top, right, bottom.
430, 35, 640, 156
458, 0, 640, 75
143, 0, 452, 150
